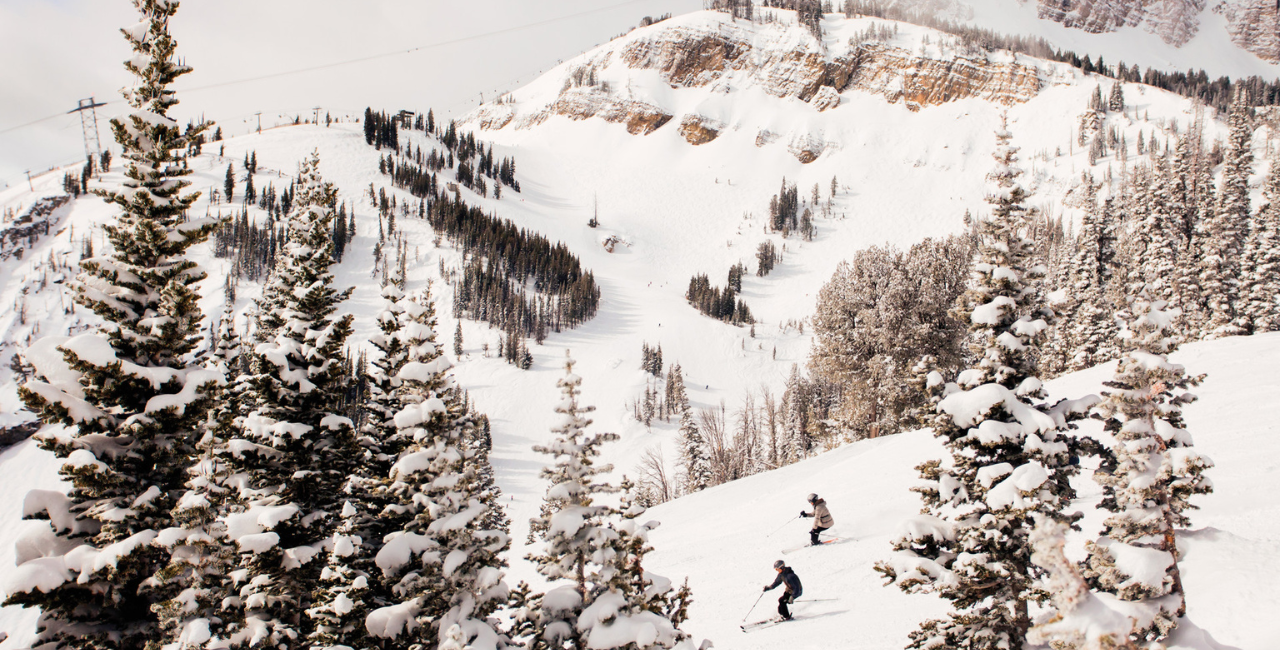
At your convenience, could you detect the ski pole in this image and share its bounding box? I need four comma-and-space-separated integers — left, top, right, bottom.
766, 515, 800, 537
742, 591, 765, 622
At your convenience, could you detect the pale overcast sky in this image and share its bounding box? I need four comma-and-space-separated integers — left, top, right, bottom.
0, 0, 701, 189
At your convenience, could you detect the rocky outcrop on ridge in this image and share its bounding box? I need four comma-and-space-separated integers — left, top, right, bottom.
463, 12, 1046, 162
1033, 0, 1280, 61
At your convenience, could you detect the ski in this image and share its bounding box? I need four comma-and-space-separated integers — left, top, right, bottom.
781, 537, 842, 554
740, 617, 792, 632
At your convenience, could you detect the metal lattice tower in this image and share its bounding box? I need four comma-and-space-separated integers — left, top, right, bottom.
68, 97, 107, 162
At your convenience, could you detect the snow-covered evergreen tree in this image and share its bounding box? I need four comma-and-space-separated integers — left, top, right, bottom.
578, 480, 697, 650
780, 364, 811, 463
152, 307, 245, 649
522, 352, 622, 649
520, 354, 698, 650
1027, 519, 1137, 650
1138, 158, 1184, 307
217, 151, 360, 648
305, 284, 416, 650
1053, 179, 1118, 373
363, 287, 512, 650
677, 403, 711, 495
1082, 295, 1213, 644
875, 122, 1094, 650
1201, 94, 1252, 338
1242, 156, 1280, 332
1187, 131, 1217, 332
663, 365, 709, 495
1170, 135, 1206, 335
8, 2, 222, 647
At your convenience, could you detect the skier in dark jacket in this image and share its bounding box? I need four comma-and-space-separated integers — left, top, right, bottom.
800, 493, 833, 546
762, 559, 803, 620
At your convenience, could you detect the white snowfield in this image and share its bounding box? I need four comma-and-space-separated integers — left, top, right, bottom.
0, 8, 1274, 649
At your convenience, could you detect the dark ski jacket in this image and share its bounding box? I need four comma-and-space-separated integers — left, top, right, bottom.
765, 567, 803, 597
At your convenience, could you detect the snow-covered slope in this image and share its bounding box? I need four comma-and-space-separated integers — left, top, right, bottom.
641, 332, 1279, 650
892, 0, 1280, 78
0, 8, 1273, 649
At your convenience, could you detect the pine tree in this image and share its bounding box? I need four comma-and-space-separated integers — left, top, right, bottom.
1170, 135, 1206, 332
523, 353, 620, 649
308, 284, 421, 649
875, 121, 1093, 650
1026, 519, 1138, 650
455, 320, 465, 356
521, 354, 697, 650
780, 364, 811, 463
8, 2, 222, 648
244, 171, 256, 205
1082, 295, 1213, 644
153, 307, 244, 649
353, 285, 511, 649
585, 481, 697, 649
1241, 156, 1280, 332
1108, 81, 1125, 112
1136, 158, 1183, 306
224, 163, 235, 203
1201, 94, 1252, 338
1055, 179, 1118, 373
677, 386, 711, 495
218, 151, 360, 648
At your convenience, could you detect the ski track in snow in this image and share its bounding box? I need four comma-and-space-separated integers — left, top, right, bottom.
1, 12, 1278, 645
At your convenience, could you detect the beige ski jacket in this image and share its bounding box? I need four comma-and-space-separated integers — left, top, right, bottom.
809, 499, 833, 529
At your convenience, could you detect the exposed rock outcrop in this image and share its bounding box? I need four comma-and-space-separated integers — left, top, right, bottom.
509, 89, 674, 135
550, 91, 674, 135
810, 85, 841, 111
1035, 0, 1204, 47
618, 22, 1043, 111
1217, 0, 1280, 62
788, 133, 830, 163
465, 13, 1043, 146
755, 129, 781, 147
621, 32, 752, 88
1032, 0, 1280, 61
471, 104, 515, 131
1, 195, 71, 262
679, 114, 725, 145
838, 42, 1040, 110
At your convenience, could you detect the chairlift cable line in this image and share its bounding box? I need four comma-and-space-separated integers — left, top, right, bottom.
0, 0, 658, 136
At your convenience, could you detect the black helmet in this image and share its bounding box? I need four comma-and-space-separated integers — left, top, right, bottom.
807, 493, 818, 503
773, 560, 785, 570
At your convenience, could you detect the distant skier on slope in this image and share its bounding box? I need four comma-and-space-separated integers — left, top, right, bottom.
762, 559, 803, 621
799, 493, 833, 546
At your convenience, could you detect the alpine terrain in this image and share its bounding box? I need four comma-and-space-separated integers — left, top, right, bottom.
0, 2, 1278, 650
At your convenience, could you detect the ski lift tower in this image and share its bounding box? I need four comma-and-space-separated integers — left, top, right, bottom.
68, 97, 108, 165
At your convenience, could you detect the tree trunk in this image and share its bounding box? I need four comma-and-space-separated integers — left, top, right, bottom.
1161, 508, 1187, 618
1153, 411, 1187, 619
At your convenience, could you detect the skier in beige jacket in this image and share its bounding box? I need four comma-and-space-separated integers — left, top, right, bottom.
800, 493, 833, 546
